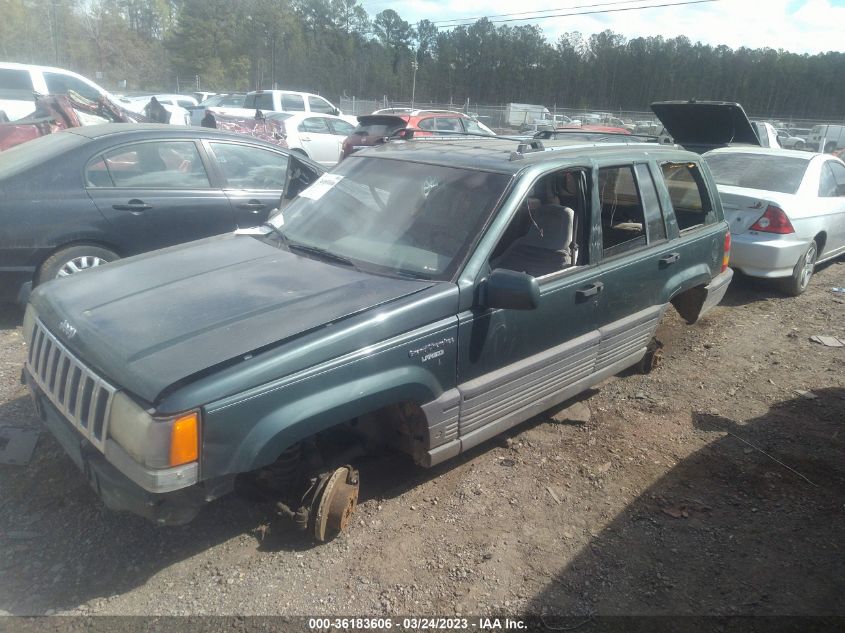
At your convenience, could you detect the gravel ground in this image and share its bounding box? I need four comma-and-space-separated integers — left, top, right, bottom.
0, 262, 843, 618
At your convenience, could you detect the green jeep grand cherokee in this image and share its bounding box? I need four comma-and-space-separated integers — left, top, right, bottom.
23, 137, 732, 540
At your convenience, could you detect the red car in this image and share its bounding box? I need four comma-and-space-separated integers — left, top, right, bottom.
340, 109, 495, 160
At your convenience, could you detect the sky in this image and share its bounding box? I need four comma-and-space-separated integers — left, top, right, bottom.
359, 0, 845, 55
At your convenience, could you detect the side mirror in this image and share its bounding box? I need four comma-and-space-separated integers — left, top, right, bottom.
332, 108, 340, 116
481, 269, 540, 310
836, 183, 845, 197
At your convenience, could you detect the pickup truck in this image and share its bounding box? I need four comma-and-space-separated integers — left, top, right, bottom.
23, 137, 733, 541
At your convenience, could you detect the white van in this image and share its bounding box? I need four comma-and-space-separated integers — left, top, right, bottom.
208, 89, 356, 125
809, 124, 845, 153
0, 62, 112, 120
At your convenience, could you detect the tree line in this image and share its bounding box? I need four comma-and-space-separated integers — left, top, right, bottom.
2, 0, 844, 119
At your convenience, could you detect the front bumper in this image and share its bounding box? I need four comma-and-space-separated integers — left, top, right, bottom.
25, 369, 207, 525
729, 233, 808, 278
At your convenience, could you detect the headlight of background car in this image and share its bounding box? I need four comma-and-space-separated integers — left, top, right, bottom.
107, 392, 199, 469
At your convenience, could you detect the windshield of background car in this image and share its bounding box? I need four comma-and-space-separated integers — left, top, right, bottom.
0, 131, 86, 179
705, 152, 810, 194
268, 157, 511, 280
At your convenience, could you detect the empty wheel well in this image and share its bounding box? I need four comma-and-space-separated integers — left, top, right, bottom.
813, 232, 827, 256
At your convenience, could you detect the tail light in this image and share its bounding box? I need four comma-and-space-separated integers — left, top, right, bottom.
722, 232, 731, 272
749, 205, 795, 234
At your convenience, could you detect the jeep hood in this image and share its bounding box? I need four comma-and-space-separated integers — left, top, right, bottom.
30, 234, 432, 404
650, 101, 761, 153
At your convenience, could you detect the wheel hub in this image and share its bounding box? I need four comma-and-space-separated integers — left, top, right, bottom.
57, 255, 110, 278
310, 465, 359, 542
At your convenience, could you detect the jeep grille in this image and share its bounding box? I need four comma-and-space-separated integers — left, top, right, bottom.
27, 319, 116, 453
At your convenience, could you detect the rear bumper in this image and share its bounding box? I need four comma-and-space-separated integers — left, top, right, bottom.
25, 369, 209, 525
699, 267, 733, 318
729, 234, 808, 278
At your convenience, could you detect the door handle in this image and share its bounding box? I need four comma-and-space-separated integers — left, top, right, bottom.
575, 281, 604, 301
300, 135, 311, 141
237, 200, 267, 213
659, 252, 681, 268
112, 199, 151, 213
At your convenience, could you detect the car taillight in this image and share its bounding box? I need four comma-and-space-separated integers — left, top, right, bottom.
749, 205, 794, 234
722, 232, 731, 272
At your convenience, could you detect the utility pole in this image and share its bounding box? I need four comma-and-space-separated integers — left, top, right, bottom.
271, 34, 277, 90
410, 50, 418, 109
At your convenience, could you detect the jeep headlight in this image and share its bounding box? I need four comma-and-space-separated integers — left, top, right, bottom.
107, 392, 200, 469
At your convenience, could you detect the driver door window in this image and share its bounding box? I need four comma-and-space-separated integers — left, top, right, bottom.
491, 169, 588, 279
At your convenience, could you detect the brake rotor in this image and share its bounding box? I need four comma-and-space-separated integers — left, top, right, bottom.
311, 465, 359, 542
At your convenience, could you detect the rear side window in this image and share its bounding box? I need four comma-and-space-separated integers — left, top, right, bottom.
599, 165, 647, 257
0, 68, 34, 91
818, 162, 845, 197
94, 141, 210, 189
299, 117, 330, 133
282, 94, 305, 111
435, 117, 461, 132
659, 162, 714, 231
43, 72, 100, 101
329, 119, 355, 136
209, 142, 288, 189
308, 96, 335, 114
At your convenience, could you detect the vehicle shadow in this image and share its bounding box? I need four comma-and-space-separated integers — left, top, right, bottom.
720, 258, 843, 308
526, 387, 845, 619
0, 385, 589, 614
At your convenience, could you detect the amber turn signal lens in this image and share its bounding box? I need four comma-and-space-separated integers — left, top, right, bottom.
169, 412, 199, 467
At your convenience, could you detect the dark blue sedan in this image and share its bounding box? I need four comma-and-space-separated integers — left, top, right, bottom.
0, 124, 324, 303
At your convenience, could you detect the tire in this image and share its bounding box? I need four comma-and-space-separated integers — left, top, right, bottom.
794, 140, 805, 150
779, 241, 817, 296
38, 245, 119, 284
824, 142, 837, 153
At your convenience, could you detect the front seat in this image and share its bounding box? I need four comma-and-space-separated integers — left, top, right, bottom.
493, 205, 575, 277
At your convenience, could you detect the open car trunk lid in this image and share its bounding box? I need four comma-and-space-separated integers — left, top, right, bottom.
651, 101, 761, 153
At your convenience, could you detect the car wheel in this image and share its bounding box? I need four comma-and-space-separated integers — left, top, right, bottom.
824, 142, 837, 153
38, 245, 119, 284
794, 140, 805, 150
779, 240, 817, 296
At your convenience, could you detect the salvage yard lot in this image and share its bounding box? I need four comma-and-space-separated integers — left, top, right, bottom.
0, 263, 843, 617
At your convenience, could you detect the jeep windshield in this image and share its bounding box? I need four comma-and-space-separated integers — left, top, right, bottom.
267, 157, 511, 280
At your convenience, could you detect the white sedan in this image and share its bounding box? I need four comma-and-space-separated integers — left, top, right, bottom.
705, 147, 845, 295
264, 112, 355, 166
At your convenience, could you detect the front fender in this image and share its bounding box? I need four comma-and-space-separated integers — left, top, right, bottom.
243, 367, 440, 472
199, 320, 458, 478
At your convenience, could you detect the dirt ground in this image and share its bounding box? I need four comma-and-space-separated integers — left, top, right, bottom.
0, 262, 843, 618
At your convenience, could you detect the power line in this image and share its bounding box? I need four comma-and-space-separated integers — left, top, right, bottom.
432, 0, 665, 26
433, 0, 722, 29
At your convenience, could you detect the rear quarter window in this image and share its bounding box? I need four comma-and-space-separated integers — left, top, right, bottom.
659, 162, 715, 232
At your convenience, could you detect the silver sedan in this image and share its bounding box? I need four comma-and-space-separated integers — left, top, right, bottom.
705, 147, 845, 295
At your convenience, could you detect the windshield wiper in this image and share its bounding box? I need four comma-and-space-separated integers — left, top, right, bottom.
287, 242, 358, 269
